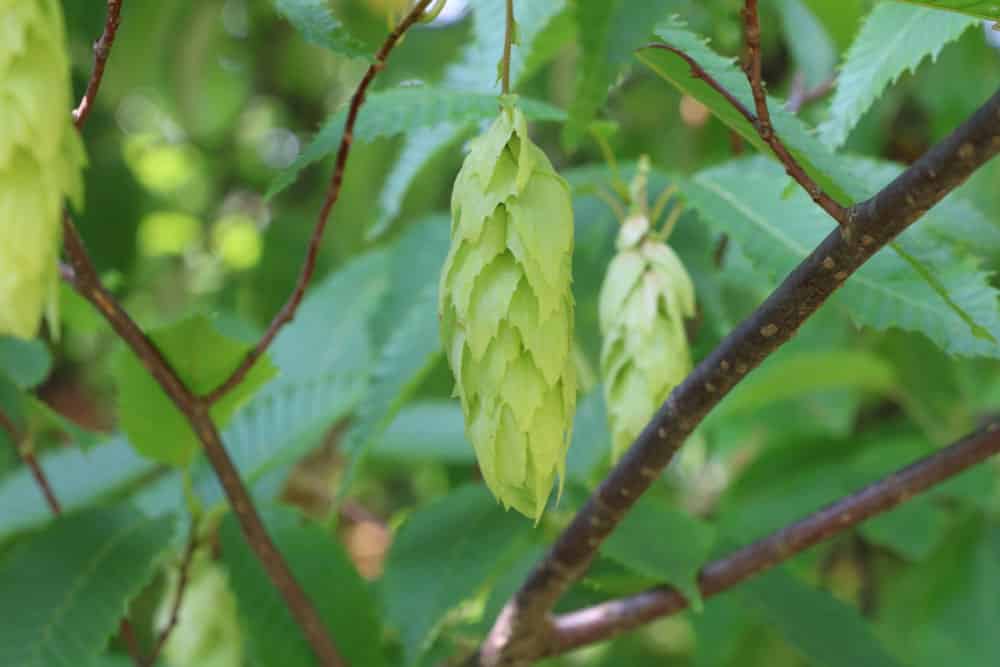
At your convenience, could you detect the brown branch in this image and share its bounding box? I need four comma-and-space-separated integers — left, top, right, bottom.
65, 6, 344, 659
72, 0, 123, 128
145, 530, 199, 667
0, 410, 63, 515
739, 0, 846, 223
473, 85, 1000, 666
62, 218, 346, 667
203, 0, 435, 405
646, 6, 847, 224
546, 420, 1000, 656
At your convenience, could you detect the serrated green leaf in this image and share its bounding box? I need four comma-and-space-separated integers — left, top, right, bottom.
601, 495, 715, 607
891, 0, 1000, 21
564, 0, 679, 147
719, 350, 898, 417
219, 506, 384, 667
0, 336, 51, 388
739, 567, 904, 667
382, 484, 531, 665
0, 507, 175, 667
820, 4, 978, 148
115, 315, 278, 467
879, 517, 1000, 666
0, 436, 156, 541
268, 88, 565, 197
273, 0, 373, 60
682, 157, 1000, 359
370, 400, 473, 464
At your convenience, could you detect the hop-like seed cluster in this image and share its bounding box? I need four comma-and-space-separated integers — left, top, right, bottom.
156, 552, 243, 667
440, 105, 576, 520
599, 214, 695, 460
0, 0, 86, 339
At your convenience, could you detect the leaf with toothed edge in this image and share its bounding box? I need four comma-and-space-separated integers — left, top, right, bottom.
819, 3, 978, 148
267, 88, 566, 198
638, 18, 997, 347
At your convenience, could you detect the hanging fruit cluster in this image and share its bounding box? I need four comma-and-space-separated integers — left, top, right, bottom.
0, 0, 86, 339
599, 159, 696, 460
439, 103, 576, 520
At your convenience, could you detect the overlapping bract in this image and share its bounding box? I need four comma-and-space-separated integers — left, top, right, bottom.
600, 215, 695, 460
440, 106, 576, 520
0, 0, 85, 339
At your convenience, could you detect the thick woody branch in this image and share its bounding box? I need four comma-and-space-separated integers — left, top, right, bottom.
475, 86, 1000, 666
72, 0, 123, 128
204, 0, 435, 405
547, 420, 1000, 656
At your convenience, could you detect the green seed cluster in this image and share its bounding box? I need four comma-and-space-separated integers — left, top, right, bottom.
440, 105, 576, 520
0, 0, 85, 339
599, 214, 695, 460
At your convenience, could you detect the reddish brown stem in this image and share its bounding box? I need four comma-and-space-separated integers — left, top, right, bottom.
204, 0, 436, 405
1, 406, 145, 665
145, 530, 199, 667
62, 217, 346, 667
72, 0, 123, 128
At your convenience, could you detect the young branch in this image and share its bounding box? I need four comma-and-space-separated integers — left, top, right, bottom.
740, 0, 846, 222
64, 5, 353, 664
473, 85, 1000, 666
203, 0, 436, 405
145, 530, 199, 667
72, 0, 123, 128
62, 220, 346, 667
0, 409, 62, 515
546, 420, 1000, 656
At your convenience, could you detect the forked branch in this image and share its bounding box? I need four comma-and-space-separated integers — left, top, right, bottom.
204, 0, 436, 404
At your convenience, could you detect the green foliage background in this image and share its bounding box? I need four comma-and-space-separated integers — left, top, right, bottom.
1, 1, 1000, 666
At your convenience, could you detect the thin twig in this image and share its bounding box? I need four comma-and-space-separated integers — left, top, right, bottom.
501, 0, 515, 95
645, 6, 848, 224
62, 217, 346, 667
546, 420, 1000, 656
64, 5, 347, 659
785, 71, 836, 114
1, 410, 64, 515
145, 530, 200, 667
204, 0, 436, 405
2, 406, 145, 665
472, 84, 1000, 666
72, 0, 123, 128
739, 0, 847, 223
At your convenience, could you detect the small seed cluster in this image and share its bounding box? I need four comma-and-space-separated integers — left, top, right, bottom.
599, 169, 695, 461
440, 105, 576, 520
0, 0, 85, 339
